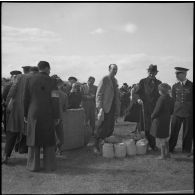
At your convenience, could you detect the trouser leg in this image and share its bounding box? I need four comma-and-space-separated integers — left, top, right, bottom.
4, 131, 18, 157
26, 146, 40, 171
18, 135, 28, 153
94, 106, 115, 151
89, 107, 96, 135
43, 146, 56, 171
55, 121, 64, 146
182, 117, 193, 153
145, 114, 156, 149
169, 115, 183, 152
3, 109, 6, 133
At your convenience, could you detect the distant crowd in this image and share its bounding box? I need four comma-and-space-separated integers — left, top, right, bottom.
2, 62, 193, 172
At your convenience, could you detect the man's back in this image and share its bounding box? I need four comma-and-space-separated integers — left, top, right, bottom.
24, 72, 59, 147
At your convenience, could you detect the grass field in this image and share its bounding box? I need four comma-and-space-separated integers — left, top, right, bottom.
1, 120, 194, 194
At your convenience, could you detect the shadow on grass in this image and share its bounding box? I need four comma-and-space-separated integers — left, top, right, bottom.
173, 157, 193, 163
2, 157, 27, 167
55, 162, 149, 176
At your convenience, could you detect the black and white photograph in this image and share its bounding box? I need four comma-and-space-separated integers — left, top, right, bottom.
1, 2, 193, 194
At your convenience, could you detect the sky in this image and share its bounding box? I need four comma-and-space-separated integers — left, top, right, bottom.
1, 3, 193, 86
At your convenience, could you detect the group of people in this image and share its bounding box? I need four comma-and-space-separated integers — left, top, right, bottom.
1, 62, 193, 172
124, 64, 193, 159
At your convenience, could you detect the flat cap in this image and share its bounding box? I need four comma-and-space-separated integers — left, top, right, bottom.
10, 70, 22, 76
175, 67, 189, 73
30, 66, 39, 72
22, 66, 31, 71
68, 76, 77, 81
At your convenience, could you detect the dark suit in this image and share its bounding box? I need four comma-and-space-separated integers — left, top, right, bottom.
135, 77, 162, 149
169, 80, 193, 153
24, 72, 60, 171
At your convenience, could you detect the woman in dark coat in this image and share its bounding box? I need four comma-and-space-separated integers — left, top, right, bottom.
150, 83, 174, 159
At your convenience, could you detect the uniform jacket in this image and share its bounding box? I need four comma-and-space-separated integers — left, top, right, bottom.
96, 75, 120, 116
150, 94, 174, 138
6, 74, 31, 134
24, 72, 60, 147
172, 80, 193, 118
135, 77, 162, 115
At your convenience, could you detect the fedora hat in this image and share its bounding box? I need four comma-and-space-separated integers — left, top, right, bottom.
147, 64, 158, 72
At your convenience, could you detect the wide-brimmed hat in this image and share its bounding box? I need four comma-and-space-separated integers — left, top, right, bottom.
147, 64, 158, 72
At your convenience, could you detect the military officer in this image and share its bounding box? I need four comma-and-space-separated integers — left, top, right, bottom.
2, 71, 22, 135
169, 67, 193, 154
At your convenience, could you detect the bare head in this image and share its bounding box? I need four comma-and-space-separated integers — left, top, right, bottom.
37, 61, 51, 75
87, 76, 95, 86
109, 64, 118, 77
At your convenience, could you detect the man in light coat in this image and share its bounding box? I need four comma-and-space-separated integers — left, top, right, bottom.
94, 64, 120, 154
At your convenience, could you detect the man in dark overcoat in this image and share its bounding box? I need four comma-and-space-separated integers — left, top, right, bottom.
169, 67, 193, 154
24, 61, 60, 171
135, 64, 162, 151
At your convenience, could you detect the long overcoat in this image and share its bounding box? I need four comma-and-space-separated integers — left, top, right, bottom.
24, 72, 59, 147
150, 94, 174, 138
6, 74, 30, 134
135, 77, 162, 115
